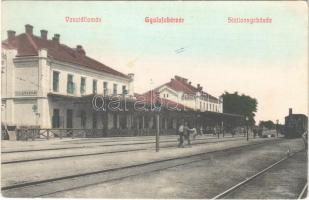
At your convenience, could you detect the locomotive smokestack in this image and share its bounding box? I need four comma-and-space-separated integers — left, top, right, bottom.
289, 108, 292, 116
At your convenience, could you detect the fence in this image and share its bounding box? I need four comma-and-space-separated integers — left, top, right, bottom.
12, 128, 178, 141
4, 125, 249, 141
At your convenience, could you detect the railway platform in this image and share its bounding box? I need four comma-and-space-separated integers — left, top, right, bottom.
1, 135, 306, 198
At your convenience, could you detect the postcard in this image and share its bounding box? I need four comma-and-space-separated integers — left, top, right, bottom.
1, 1, 308, 199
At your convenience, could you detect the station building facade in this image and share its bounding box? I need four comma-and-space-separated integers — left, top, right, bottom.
1, 24, 134, 129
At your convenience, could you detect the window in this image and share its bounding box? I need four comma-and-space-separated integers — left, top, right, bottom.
67, 74, 74, 94
122, 85, 127, 95
167, 94, 169, 98
93, 80, 97, 94
81, 110, 86, 128
80, 77, 86, 95
103, 82, 108, 96
113, 84, 118, 95
53, 71, 60, 92
1, 100, 6, 111
92, 113, 97, 129
52, 109, 60, 128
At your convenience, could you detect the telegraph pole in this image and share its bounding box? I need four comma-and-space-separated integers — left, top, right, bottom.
156, 114, 160, 152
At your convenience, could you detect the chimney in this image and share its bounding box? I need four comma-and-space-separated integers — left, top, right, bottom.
52, 33, 60, 43
128, 73, 134, 80
40, 30, 48, 40
197, 83, 203, 91
76, 45, 83, 51
189, 81, 191, 85
289, 108, 292, 116
25, 24, 33, 35
7, 30, 16, 41
174, 75, 187, 83
76, 45, 85, 56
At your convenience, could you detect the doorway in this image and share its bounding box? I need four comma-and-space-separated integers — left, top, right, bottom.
66, 109, 73, 128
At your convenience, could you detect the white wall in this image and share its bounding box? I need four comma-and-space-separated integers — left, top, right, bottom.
14, 61, 39, 93
13, 99, 38, 126
158, 87, 179, 102
1, 49, 41, 126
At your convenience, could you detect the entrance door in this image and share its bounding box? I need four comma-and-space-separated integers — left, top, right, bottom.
52, 109, 60, 128
66, 109, 73, 128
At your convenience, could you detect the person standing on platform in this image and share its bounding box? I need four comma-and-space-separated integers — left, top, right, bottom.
178, 121, 185, 148
193, 125, 203, 140
200, 126, 204, 135
183, 122, 191, 147
213, 126, 217, 136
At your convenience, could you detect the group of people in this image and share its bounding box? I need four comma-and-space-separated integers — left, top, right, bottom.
177, 121, 203, 148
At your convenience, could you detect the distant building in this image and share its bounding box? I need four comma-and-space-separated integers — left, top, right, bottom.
283, 108, 308, 138
143, 75, 223, 113
1, 24, 134, 128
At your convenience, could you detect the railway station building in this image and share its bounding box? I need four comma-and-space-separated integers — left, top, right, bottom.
1, 24, 244, 138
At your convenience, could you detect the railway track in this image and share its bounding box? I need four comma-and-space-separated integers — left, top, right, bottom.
212, 149, 306, 199
57, 135, 241, 145
1, 135, 243, 154
1, 137, 268, 165
2, 138, 284, 197
298, 182, 307, 199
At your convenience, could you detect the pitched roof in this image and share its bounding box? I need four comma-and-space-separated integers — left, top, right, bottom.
158, 75, 219, 101
2, 32, 130, 79
135, 91, 192, 111
166, 79, 196, 95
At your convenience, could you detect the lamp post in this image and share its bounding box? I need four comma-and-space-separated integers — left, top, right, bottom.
246, 116, 249, 141
149, 78, 160, 152
149, 79, 153, 111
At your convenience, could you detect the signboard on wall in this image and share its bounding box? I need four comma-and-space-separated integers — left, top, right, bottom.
15, 90, 38, 96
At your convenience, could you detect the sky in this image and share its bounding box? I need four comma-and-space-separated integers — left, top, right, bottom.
1, 1, 308, 123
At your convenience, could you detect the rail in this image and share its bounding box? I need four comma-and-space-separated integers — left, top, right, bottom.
298, 182, 308, 199
212, 149, 305, 199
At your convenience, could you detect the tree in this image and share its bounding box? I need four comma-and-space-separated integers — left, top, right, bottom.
259, 120, 276, 129
221, 92, 258, 125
